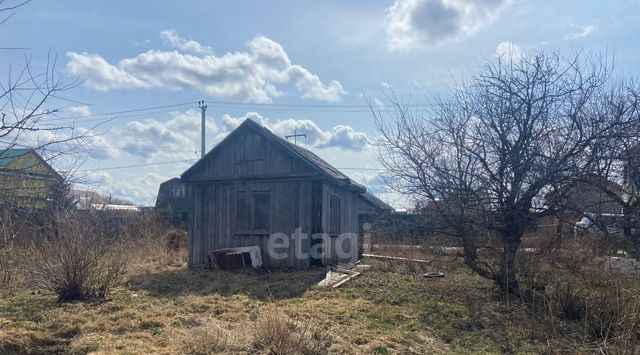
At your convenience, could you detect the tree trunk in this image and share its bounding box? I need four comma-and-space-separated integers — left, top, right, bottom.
621, 205, 640, 259
496, 234, 521, 298
461, 232, 494, 281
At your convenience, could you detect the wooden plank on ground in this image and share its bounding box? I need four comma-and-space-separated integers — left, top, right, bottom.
332, 272, 361, 288
362, 253, 430, 264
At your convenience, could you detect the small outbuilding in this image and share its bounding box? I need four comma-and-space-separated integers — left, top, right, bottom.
155, 177, 190, 220
181, 119, 390, 268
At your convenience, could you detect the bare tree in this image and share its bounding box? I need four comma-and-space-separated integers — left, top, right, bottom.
0, 0, 98, 282
566, 83, 640, 257
374, 51, 640, 296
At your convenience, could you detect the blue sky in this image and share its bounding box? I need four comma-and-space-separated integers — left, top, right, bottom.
2, 0, 639, 206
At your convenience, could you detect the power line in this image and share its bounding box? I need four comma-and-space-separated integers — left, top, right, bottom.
79, 159, 197, 172
204, 100, 437, 108
40, 107, 200, 125
84, 144, 199, 154
206, 104, 377, 113
337, 167, 383, 171
1, 139, 199, 154
77, 160, 382, 174
42, 101, 198, 122
38, 100, 437, 124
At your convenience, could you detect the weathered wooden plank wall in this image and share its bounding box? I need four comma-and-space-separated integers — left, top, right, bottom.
321, 182, 359, 265
186, 125, 362, 268
188, 179, 316, 268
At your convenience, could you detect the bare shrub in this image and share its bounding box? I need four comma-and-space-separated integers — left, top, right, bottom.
253, 309, 326, 355
0, 232, 15, 287
549, 282, 585, 321
120, 212, 187, 266
166, 229, 188, 251
527, 236, 640, 353
182, 324, 229, 354
464, 294, 483, 330
584, 277, 640, 351
23, 212, 127, 301
0, 251, 16, 289
0, 210, 24, 289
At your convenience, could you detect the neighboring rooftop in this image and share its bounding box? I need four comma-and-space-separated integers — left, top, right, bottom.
0, 148, 31, 168
360, 190, 393, 211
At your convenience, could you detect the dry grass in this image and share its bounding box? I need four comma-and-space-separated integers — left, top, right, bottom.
252, 308, 328, 354
0, 251, 547, 354
2, 217, 640, 354
181, 319, 230, 354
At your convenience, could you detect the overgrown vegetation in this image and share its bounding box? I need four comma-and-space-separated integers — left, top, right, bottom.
2, 212, 640, 353
374, 50, 640, 296
22, 212, 128, 301
0, 210, 185, 301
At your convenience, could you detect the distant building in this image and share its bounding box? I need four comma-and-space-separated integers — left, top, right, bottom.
90, 203, 139, 212
357, 191, 393, 216
71, 189, 102, 210
561, 176, 624, 215
181, 119, 390, 269
0, 148, 63, 209
155, 177, 189, 219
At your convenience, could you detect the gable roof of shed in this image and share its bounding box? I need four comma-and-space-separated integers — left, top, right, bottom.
181, 119, 365, 191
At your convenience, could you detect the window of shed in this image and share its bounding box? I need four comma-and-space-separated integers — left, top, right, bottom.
329, 194, 342, 235
252, 191, 271, 232
241, 134, 265, 161
172, 185, 185, 197
236, 189, 271, 233
236, 191, 250, 232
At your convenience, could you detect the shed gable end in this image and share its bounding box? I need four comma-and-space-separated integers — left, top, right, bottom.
184, 125, 316, 181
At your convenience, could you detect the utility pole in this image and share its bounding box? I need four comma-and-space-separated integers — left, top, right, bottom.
285, 129, 307, 145
198, 100, 207, 159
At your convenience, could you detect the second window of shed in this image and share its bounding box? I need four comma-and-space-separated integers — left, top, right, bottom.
236, 190, 271, 233
329, 194, 342, 235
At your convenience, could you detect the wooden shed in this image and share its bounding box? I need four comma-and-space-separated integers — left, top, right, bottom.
181, 119, 388, 268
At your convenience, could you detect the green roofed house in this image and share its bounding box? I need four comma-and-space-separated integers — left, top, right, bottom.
0, 148, 63, 209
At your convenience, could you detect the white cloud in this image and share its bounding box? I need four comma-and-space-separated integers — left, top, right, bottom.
565, 24, 596, 40
66, 52, 150, 91
5, 124, 119, 161
81, 171, 171, 206
387, 0, 512, 50
75, 128, 121, 160
131, 39, 150, 48
159, 29, 213, 54
114, 109, 206, 160
67, 34, 345, 103
66, 105, 92, 117
495, 41, 523, 62
320, 125, 369, 151
78, 171, 113, 187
